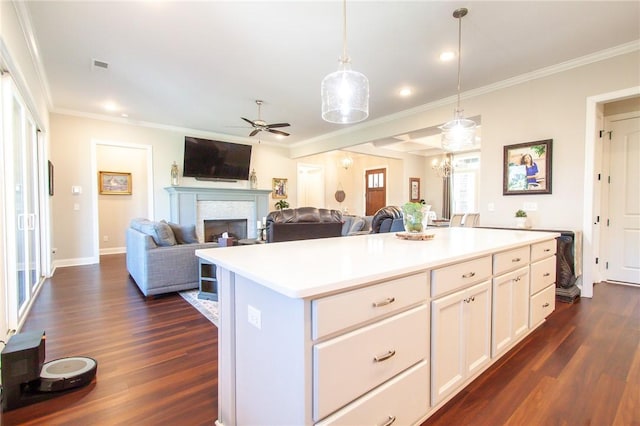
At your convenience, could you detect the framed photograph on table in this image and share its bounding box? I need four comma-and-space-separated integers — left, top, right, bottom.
503, 139, 552, 195
99, 171, 132, 195
272, 178, 288, 199
409, 177, 420, 202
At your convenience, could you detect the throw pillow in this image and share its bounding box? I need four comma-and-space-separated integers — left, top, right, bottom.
167, 222, 199, 244
152, 221, 177, 246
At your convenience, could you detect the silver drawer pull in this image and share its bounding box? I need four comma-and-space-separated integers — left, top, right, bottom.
512, 257, 521, 262
542, 302, 550, 308
380, 415, 397, 426
462, 272, 476, 279
543, 273, 550, 277
373, 350, 396, 363
372, 297, 396, 308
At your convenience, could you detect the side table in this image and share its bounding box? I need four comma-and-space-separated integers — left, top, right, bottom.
198, 259, 218, 301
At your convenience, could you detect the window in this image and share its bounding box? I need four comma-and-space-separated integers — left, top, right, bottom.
451, 152, 480, 213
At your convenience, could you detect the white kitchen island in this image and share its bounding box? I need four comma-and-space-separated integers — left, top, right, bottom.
196, 227, 559, 426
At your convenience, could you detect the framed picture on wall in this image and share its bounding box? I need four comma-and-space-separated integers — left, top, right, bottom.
99, 171, 132, 195
503, 139, 552, 195
409, 177, 420, 202
272, 178, 288, 199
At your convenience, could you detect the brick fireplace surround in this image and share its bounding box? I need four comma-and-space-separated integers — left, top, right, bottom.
165, 186, 273, 242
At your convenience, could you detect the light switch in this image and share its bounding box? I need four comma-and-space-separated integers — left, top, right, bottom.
72, 185, 82, 195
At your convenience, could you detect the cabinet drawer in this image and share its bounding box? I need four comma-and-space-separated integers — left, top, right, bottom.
531, 239, 556, 261
315, 361, 429, 426
313, 305, 429, 421
530, 255, 556, 295
493, 246, 530, 275
431, 256, 491, 298
312, 272, 428, 340
530, 284, 555, 327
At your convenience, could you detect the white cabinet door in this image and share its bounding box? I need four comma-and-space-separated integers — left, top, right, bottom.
465, 280, 491, 377
431, 280, 491, 406
431, 289, 466, 405
492, 267, 530, 357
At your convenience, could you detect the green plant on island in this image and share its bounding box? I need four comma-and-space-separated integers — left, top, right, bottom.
275, 199, 290, 210
515, 209, 527, 218
402, 202, 425, 233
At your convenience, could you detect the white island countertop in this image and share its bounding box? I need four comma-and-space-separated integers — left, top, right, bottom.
196, 227, 559, 299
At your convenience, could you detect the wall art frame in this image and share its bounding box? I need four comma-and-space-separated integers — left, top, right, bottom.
272, 177, 288, 199
503, 139, 553, 195
409, 177, 420, 202
99, 171, 132, 195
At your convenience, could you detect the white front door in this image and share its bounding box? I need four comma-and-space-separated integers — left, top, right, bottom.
607, 115, 640, 284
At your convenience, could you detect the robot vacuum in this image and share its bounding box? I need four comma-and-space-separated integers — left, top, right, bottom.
38, 356, 98, 392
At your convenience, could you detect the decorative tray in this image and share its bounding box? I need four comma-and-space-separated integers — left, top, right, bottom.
395, 232, 436, 241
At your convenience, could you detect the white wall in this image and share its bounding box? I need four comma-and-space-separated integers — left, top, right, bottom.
96, 144, 149, 253
49, 113, 294, 264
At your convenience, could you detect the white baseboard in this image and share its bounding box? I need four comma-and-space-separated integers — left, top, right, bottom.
100, 247, 126, 255
52, 256, 99, 269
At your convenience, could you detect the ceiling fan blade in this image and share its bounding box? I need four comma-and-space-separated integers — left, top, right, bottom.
249, 129, 261, 137
266, 122, 290, 128
241, 117, 256, 126
267, 128, 290, 137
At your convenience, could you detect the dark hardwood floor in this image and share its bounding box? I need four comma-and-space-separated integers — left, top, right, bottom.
2, 254, 218, 425
2, 254, 638, 425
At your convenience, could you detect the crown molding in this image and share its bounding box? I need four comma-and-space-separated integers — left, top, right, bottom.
51, 107, 288, 149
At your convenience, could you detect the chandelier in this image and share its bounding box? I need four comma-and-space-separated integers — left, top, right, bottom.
321, 0, 369, 124
432, 158, 453, 178
440, 8, 476, 151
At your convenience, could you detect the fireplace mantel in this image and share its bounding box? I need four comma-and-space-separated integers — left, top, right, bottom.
165, 186, 273, 229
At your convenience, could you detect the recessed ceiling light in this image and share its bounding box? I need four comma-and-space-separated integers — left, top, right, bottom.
440, 51, 455, 61
399, 87, 412, 97
121, 113, 129, 118
103, 101, 118, 112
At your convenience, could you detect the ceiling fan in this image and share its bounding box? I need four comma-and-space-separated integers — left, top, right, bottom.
241, 100, 290, 137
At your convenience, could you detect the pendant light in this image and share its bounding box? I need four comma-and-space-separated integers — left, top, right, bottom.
440, 7, 476, 151
321, 0, 369, 124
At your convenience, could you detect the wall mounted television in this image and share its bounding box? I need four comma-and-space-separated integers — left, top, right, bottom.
183, 137, 252, 181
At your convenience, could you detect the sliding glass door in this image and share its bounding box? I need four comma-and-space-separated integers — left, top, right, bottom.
3, 75, 43, 327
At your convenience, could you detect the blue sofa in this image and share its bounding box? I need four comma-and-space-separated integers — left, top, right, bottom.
126, 218, 219, 297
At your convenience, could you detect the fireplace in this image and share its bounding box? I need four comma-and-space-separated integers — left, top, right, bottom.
204, 219, 248, 242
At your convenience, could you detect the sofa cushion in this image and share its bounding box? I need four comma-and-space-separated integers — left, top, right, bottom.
342, 215, 366, 236
130, 218, 176, 246
167, 222, 199, 244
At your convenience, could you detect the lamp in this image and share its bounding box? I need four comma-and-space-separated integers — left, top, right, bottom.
340, 155, 354, 170
440, 8, 476, 151
321, 0, 369, 124
432, 158, 453, 178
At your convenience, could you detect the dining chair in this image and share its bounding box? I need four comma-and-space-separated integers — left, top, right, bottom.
449, 213, 464, 227
462, 213, 480, 227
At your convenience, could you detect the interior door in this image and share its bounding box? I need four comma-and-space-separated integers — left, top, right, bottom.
297, 163, 325, 208
606, 115, 640, 284
365, 168, 386, 215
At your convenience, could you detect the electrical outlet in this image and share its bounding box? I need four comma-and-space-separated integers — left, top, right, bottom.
103, 235, 109, 242
248, 305, 261, 329
73, 203, 80, 211
523, 202, 538, 211
487, 203, 495, 212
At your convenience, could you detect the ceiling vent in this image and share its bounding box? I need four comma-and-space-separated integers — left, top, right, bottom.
92, 59, 109, 70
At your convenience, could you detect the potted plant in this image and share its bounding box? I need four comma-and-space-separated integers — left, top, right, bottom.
275, 199, 290, 210
515, 209, 527, 228
402, 202, 425, 233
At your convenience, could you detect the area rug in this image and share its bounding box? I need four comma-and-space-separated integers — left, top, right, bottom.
179, 290, 219, 327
